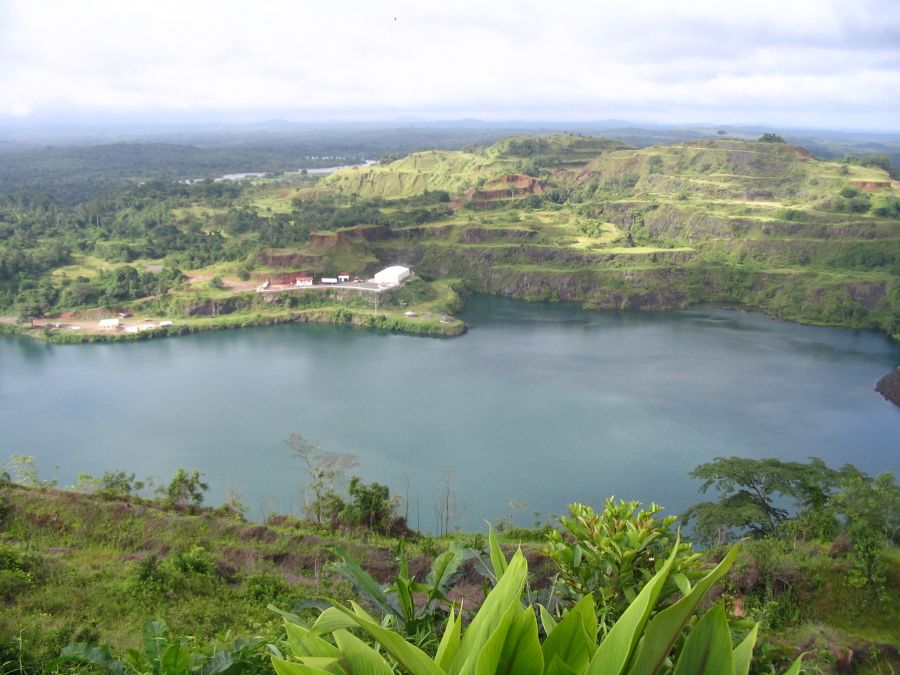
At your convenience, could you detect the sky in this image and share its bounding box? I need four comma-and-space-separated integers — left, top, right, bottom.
1, 0, 899, 129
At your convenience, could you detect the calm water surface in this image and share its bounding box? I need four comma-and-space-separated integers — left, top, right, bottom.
1, 298, 897, 531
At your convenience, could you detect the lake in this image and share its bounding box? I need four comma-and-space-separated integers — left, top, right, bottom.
1, 298, 897, 532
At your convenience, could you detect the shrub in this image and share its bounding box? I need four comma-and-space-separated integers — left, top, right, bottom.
242, 573, 293, 604
545, 499, 703, 634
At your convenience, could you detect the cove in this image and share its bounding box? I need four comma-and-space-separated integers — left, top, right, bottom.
1, 297, 897, 532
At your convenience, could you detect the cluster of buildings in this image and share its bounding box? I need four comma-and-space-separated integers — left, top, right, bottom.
98, 318, 173, 333
256, 266, 411, 292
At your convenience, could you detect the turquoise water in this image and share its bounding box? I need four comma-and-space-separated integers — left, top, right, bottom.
1, 298, 897, 531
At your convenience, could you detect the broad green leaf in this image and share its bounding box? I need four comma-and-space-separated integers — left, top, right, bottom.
496, 608, 543, 675
293, 656, 345, 674
545, 655, 580, 675
200, 650, 236, 675
488, 523, 508, 580
543, 595, 598, 674
312, 607, 360, 635
732, 623, 758, 675
427, 545, 465, 605
781, 655, 804, 675
160, 642, 190, 674
349, 600, 384, 624
333, 629, 395, 675
285, 622, 340, 658
142, 619, 168, 664
472, 604, 517, 675
435, 606, 461, 671
450, 550, 527, 675
672, 573, 691, 596
269, 604, 309, 627
329, 602, 445, 675
391, 574, 416, 622
672, 604, 735, 675
588, 538, 682, 675
327, 546, 395, 618
538, 604, 558, 636
271, 655, 334, 675
626, 545, 739, 675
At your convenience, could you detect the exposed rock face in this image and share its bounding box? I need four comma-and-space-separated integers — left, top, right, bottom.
306, 224, 391, 250
182, 297, 250, 316
875, 368, 900, 407
258, 251, 322, 266
851, 181, 892, 191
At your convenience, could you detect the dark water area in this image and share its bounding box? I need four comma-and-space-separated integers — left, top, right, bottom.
1, 298, 897, 532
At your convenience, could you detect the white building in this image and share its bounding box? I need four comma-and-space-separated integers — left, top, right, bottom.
295, 275, 314, 287
373, 266, 411, 286
98, 318, 120, 330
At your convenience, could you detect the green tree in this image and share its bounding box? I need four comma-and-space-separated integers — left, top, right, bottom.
681, 457, 843, 545
17, 296, 48, 328
2, 454, 53, 487
758, 133, 786, 143
285, 433, 358, 528
345, 476, 398, 533
164, 468, 208, 510
830, 471, 900, 603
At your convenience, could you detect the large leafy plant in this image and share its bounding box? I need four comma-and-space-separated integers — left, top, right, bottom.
325, 542, 469, 650
270, 537, 803, 675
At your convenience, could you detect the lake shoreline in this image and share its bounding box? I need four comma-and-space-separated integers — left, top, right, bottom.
0, 307, 467, 344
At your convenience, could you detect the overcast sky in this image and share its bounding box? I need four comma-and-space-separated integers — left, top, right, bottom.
1, 0, 899, 129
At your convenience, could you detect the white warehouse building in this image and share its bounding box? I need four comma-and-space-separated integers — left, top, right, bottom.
373, 266, 411, 286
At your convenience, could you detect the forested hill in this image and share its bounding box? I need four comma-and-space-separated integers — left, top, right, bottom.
1, 132, 898, 344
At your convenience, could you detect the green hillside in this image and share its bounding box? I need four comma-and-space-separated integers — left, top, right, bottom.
2, 133, 898, 344
320, 135, 900, 336
2, 459, 898, 674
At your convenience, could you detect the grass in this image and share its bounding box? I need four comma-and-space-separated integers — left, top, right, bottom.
50, 254, 116, 281
0, 482, 558, 670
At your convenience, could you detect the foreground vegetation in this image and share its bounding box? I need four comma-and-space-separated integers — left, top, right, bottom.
1, 451, 897, 674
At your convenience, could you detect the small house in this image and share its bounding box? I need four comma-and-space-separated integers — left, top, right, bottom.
337, 273, 350, 283
98, 318, 120, 330
295, 275, 314, 287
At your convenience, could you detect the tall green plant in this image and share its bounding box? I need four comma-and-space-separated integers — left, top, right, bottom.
325, 541, 468, 650
271, 535, 803, 675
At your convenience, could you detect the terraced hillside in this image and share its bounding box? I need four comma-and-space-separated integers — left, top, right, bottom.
3, 133, 897, 345
316, 135, 900, 337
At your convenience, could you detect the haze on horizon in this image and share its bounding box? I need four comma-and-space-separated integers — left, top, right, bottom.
1, 0, 899, 131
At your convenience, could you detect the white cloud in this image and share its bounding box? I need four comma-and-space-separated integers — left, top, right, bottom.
0, 0, 898, 127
